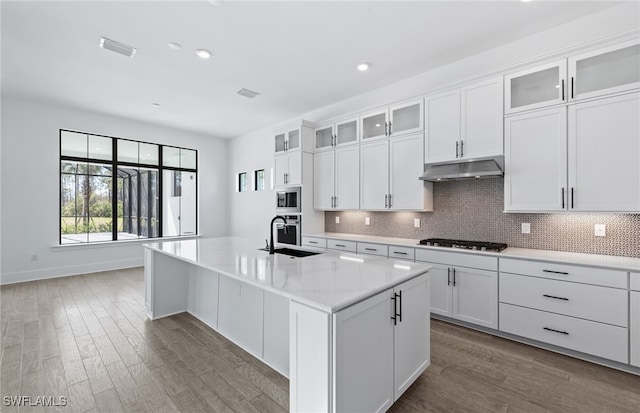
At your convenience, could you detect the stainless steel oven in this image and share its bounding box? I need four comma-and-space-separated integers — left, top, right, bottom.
277, 215, 301, 246
276, 186, 301, 213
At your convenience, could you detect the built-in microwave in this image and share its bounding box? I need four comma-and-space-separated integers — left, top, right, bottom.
276, 186, 301, 213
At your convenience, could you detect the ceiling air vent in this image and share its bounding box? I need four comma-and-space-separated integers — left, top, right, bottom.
237, 88, 260, 99
99, 37, 137, 58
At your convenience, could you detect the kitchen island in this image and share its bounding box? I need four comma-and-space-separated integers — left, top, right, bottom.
143, 237, 431, 413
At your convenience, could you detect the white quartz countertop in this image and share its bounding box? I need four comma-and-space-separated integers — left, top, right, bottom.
144, 237, 431, 312
305, 232, 640, 272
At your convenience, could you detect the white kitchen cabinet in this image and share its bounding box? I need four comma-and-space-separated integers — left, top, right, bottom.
361, 133, 432, 211
274, 151, 302, 187
505, 60, 567, 114
314, 117, 359, 151
313, 145, 359, 210
505, 92, 640, 212
361, 99, 423, 142
425, 77, 503, 163
568, 39, 640, 101
274, 121, 314, 154
187, 267, 219, 329
263, 291, 290, 377
504, 106, 567, 211
415, 251, 498, 330
333, 274, 429, 412
217, 275, 264, 357
631, 273, 640, 368
567, 92, 640, 212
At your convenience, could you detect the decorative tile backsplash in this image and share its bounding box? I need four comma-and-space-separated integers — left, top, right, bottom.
324, 179, 640, 258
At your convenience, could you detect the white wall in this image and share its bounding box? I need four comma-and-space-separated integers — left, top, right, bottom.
226, 2, 639, 238
0, 96, 228, 284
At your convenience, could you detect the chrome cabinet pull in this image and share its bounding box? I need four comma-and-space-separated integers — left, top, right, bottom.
384, 122, 389, 136
543, 269, 569, 275
543, 294, 569, 301
388, 194, 392, 208
384, 194, 388, 208
388, 121, 392, 136
456, 141, 459, 158
460, 140, 464, 158
543, 327, 569, 335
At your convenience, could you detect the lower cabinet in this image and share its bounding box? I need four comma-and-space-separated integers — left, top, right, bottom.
263, 291, 290, 377
187, 266, 219, 329
333, 274, 430, 412
631, 272, 640, 368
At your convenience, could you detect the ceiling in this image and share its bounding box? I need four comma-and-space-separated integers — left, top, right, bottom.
1, 1, 623, 139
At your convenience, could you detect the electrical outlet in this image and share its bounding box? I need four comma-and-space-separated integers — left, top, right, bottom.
595, 224, 606, 237
365, 217, 370, 226
414, 218, 420, 228
521, 223, 530, 234
335, 216, 340, 224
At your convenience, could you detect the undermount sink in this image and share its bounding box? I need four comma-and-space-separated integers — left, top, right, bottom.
259, 247, 322, 258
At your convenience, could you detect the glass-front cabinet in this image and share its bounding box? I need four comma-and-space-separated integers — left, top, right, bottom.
360, 99, 423, 141
274, 127, 302, 153
569, 39, 640, 101
505, 60, 567, 114
361, 109, 388, 141
314, 117, 359, 151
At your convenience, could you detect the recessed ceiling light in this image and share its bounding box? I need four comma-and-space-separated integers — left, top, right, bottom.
152, 103, 161, 108
168, 42, 182, 50
195, 49, 212, 59
357, 62, 370, 71
237, 88, 260, 99
99, 37, 136, 58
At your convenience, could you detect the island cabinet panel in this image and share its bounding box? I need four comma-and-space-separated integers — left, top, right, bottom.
290, 301, 331, 413
187, 267, 219, 329
218, 275, 264, 358
263, 291, 290, 377
631, 273, 640, 368
146, 250, 189, 320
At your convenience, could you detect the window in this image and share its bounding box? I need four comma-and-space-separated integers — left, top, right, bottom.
60, 130, 198, 244
238, 172, 247, 192
254, 169, 265, 191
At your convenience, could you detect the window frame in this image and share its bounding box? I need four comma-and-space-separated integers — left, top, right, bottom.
59, 129, 198, 245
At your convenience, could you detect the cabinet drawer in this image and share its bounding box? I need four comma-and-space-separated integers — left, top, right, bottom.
388, 246, 415, 261
499, 273, 627, 327
302, 236, 327, 249
356, 242, 388, 257
499, 303, 628, 363
415, 249, 497, 271
327, 239, 357, 253
499, 258, 627, 289
631, 272, 640, 292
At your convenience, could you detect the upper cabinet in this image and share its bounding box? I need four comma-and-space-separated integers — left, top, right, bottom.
425, 77, 503, 163
274, 121, 314, 154
505, 39, 639, 114
314, 117, 359, 152
361, 99, 423, 142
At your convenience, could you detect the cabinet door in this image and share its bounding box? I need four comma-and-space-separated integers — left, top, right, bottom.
335, 146, 360, 210
335, 118, 359, 146
275, 132, 287, 153
568, 92, 640, 212
569, 39, 640, 101
461, 77, 503, 159
504, 107, 567, 211
274, 154, 288, 187
389, 133, 426, 210
631, 291, 640, 368
313, 151, 335, 210
360, 140, 389, 210
187, 267, 219, 329
505, 60, 567, 114
263, 291, 289, 377
218, 276, 264, 357
333, 289, 394, 413
361, 109, 389, 141
315, 124, 334, 151
425, 89, 460, 163
426, 264, 452, 317
287, 128, 301, 151
390, 99, 423, 137
393, 274, 430, 400
287, 151, 302, 186
451, 267, 497, 329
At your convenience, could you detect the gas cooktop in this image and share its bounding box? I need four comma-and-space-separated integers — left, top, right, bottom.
418, 238, 507, 252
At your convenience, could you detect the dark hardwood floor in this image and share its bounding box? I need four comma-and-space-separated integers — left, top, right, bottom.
1, 268, 639, 412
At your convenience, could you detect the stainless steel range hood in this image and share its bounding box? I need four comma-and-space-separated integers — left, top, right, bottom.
419, 155, 504, 182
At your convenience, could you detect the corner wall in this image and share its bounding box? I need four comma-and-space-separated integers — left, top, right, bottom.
0, 97, 228, 284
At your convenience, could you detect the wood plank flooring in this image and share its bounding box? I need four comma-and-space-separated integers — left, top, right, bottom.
1, 268, 639, 412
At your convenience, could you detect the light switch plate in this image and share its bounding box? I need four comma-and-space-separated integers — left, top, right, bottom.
365, 217, 370, 226
335, 216, 340, 224
521, 223, 530, 234
414, 218, 420, 228
595, 224, 606, 237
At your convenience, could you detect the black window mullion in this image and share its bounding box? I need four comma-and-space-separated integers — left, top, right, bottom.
112, 138, 118, 241
158, 146, 163, 238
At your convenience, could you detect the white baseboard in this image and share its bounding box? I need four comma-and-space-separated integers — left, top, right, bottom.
0, 258, 144, 285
